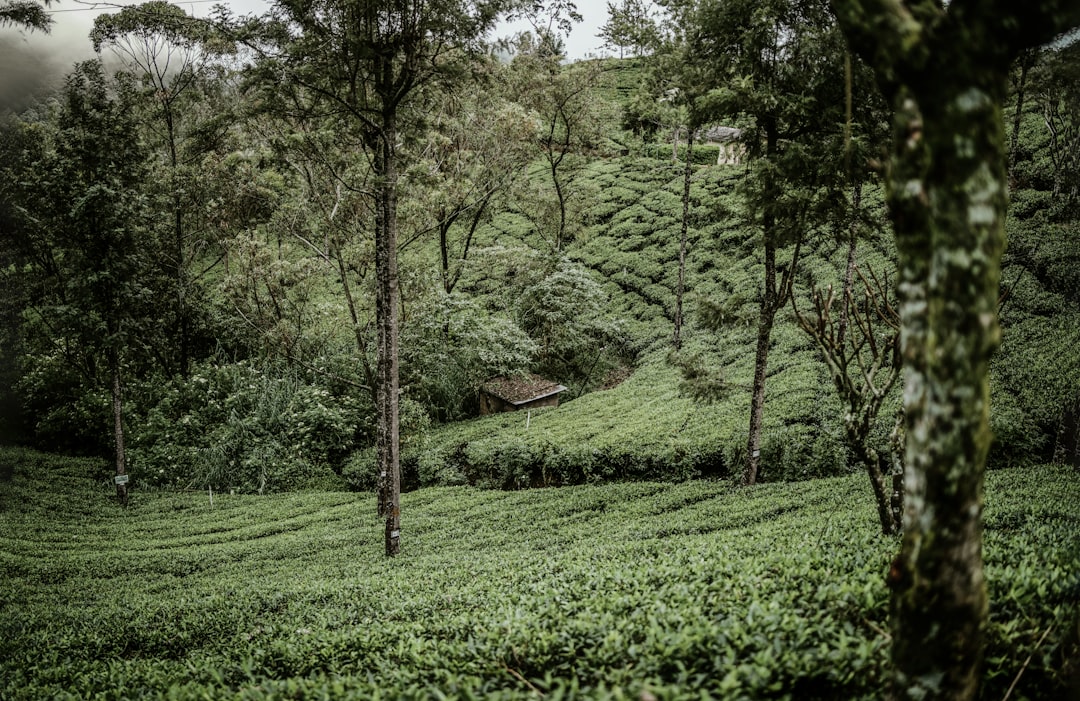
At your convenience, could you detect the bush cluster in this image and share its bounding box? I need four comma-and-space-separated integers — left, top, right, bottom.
130, 361, 367, 493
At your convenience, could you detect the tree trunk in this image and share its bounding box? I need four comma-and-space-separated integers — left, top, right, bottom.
885, 79, 1004, 701
852, 435, 896, 535
332, 239, 377, 406
1008, 50, 1033, 185
827, 4, 1080, 698
673, 131, 693, 350
743, 123, 787, 487
743, 287, 774, 486
837, 185, 861, 349
110, 351, 127, 507
374, 115, 401, 557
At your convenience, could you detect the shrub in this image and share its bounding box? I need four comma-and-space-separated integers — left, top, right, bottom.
130, 361, 365, 492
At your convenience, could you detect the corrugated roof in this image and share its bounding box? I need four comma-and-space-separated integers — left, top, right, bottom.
481, 374, 567, 405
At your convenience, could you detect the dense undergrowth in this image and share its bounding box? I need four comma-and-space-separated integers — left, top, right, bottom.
2, 447, 1077, 699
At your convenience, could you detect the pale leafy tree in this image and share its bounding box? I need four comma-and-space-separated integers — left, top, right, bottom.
505, 31, 606, 254
827, 1, 1080, 698
599, 0, 661, 58
91, 1, 221, 379
402, 66, 538, 296
254, 0, 509, 556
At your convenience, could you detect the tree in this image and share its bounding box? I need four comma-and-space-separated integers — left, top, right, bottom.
687, 0, 848, 485
402, 64, 537, 297
91, 1, 221, 380
256, 0, 508, 556
0, 0, 51, 32
827, 2, 1080, 698
505, 31, 606, 254
29, 62, 150, 504
792, 266, 903, 534
599, 0, 660, 58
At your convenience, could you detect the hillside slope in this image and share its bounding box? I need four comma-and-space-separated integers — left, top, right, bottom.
2, 448, 1076, 699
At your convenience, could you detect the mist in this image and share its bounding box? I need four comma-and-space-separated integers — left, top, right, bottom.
0, 19, 98, 113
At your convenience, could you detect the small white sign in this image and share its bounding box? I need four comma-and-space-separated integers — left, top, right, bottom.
752, 449, 760, 458
114, 474, 129, 485
390, 530, 400, 539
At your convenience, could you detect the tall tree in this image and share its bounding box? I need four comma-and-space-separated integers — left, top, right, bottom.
687, 0, 847, 485
30, 62, 150, 503
505, 30, 605, 254
599, 0, 660, 58
91, 1, 219, 379
827, 2, 1080, 699
256, 0, 507, 556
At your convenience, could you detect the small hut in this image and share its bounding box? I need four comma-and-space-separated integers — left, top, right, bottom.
479, 374, 568, 415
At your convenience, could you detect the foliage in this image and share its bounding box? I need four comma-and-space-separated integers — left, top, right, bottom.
402, 293, 537, 422
405, 351, 847, 489
515, 259, 625, 393
0, 447, 1076, 699
129, 361, 364, 492
598, 0, 662, 59
0, 0, 50, 32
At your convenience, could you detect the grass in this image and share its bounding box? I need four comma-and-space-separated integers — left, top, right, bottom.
2, 447, 1077, 699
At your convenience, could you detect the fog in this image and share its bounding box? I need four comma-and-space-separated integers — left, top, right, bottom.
0, 18, 97, 113
0, 0, 609, 114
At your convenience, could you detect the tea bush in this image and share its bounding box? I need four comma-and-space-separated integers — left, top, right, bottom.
0, 448, 1075, 699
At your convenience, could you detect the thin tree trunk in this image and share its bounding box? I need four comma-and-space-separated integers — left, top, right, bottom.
110, 350, 127, 507
837, 184, 861, 348
743, 282, 774, 486
374, 114, 401, 557
1008, 50, 1033, 185
332, 239, 377, 406
852, 435, 896, 535
743, 123, 786, 487
673, 131, 693, 350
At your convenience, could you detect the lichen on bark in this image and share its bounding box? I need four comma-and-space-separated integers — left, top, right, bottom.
828, 1, 1080, 699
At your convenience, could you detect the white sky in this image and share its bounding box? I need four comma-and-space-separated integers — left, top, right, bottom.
2, 0, 610, 61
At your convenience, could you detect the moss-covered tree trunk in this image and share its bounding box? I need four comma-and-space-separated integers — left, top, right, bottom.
886, 80, 1005, 700
828, 2, 1080, 698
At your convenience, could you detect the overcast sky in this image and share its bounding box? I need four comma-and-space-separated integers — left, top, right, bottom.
0, 0, 610, 110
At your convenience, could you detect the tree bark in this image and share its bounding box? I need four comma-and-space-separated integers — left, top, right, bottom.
837, 185, 861, 349
827, 3, 1080, 698
743, 283, 774, 486
743, 123, 798, 486
374, 114, 401, 557
885, 79, 1000, 701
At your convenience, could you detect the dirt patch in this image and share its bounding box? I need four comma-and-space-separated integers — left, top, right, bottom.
597, 365, 633, 390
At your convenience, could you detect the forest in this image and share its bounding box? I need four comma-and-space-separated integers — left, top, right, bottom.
1, 0, 1079, 699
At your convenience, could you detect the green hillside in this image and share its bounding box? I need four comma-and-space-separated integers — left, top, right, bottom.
397, 154, 893, 489
2, 448, 1076, 699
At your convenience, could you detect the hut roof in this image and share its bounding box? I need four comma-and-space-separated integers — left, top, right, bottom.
481, 374, 567, 405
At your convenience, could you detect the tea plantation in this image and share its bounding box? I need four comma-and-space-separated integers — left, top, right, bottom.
1, 448, 1077, 699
